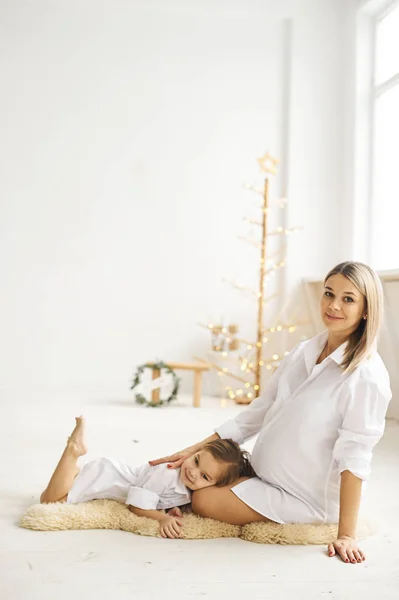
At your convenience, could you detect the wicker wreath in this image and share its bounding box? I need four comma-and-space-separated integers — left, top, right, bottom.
130, 361, 180, 407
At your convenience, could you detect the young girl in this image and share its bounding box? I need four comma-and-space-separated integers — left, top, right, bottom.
40, 416, 256, 539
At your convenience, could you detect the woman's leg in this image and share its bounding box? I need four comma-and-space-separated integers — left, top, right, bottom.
192, 477, 270, 526
40, 416, 87, 504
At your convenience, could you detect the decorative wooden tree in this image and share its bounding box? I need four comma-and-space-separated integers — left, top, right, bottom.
196, 152, 306, 404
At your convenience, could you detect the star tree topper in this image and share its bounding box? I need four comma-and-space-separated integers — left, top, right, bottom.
257, 151, 279, 175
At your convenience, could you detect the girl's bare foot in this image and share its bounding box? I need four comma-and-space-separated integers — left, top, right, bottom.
66, 416, 88, 457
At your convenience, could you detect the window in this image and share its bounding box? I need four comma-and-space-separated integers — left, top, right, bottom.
370, 3, 399, 270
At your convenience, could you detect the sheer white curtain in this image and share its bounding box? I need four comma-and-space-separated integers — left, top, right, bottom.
370, 4, 399, 270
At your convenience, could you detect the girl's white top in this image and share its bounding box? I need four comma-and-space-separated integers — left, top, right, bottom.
215, 331, 391, 524
67, 459, 191, 510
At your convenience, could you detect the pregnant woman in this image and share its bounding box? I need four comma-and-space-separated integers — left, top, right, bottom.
150, 262, 391, 563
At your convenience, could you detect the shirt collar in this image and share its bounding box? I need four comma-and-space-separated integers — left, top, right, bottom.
304, 330, 347, 372
175, 470, 191, 496
329, 340, 348, 365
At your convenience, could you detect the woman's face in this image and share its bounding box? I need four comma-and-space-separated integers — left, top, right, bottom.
321, 274, 366, 336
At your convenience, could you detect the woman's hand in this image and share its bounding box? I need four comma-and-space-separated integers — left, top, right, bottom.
159, 514, 183, 539
149, 444, 201, 469
150, 434, 220, 469
328, 536, 365, 563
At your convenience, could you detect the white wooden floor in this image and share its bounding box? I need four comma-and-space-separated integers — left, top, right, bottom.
1, 392, 398, 600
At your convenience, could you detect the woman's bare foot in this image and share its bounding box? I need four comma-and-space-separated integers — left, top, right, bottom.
66, 416, 88, 458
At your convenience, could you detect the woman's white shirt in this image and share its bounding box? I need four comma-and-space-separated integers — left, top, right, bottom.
215, 331, 391, 523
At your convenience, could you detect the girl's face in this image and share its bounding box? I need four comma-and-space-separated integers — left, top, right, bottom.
179, 450, 224, 491
321, 274, 366, 337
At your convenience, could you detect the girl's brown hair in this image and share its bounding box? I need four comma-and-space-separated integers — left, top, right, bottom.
202, 438, 256, 487
324, 261, 384, 372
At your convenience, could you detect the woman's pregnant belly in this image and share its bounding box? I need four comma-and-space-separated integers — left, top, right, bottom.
251, 405, 339, 509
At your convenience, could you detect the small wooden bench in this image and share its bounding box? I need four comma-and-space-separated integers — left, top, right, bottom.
146, 361, 210, 408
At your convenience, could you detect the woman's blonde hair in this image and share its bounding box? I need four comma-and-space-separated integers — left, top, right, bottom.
324, 261, 384, 372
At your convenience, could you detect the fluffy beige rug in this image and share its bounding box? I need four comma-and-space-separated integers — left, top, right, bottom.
19, 500, 372, 545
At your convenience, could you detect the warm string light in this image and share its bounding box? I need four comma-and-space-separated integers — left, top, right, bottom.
226, 385, 254, 401
222, 280, 279, 307
267, 226, 303, 237
194, 356, 252, 386
202, 349, 278, 400
199, 323, 263, 351
243, 206, 287, 226
237, 234, 263, 249
243, 216, 269, 224
243, 183, 265, 196
201, 318, 306, 355
222, 278, 262, 298
198, 323, 241, 350
199, 351, 254, 366
203, 348, 290, 402
261, 293, 280, 308
264, 261, 286, 275
257, 351, 290, 366
260, 246, 288, 263
238, 228, 301, 249
243, 184, 287, 209
263, 321, 309, 335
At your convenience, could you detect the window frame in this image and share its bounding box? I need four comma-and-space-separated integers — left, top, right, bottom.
355, 0, 399, 268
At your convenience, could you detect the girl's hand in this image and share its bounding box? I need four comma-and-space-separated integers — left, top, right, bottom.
149, 444, 200, 469
159, 515, 183, 539
167, 507, 183, 518
328, 536, 366, 563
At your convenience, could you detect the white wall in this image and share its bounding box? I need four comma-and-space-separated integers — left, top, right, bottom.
0, 0, 347, 400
